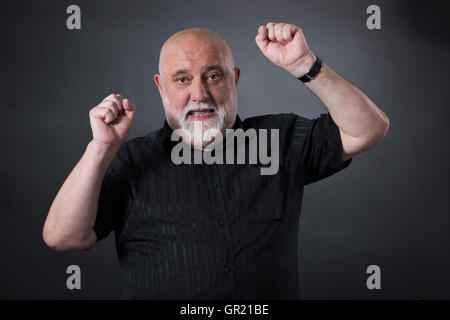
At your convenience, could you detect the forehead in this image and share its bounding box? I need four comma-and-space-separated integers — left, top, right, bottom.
161, 36, 230, 74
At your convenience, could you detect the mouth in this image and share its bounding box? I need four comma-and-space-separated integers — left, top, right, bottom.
187, 108, 216, 120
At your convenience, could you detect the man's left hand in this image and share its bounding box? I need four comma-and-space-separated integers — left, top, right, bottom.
255, 22, 316, 78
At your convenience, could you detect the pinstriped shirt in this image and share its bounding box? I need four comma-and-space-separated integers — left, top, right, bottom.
93, 113, 352, 299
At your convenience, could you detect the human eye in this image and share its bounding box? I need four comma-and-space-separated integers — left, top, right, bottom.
207, 73, 222, 81
176, 77, 188, 84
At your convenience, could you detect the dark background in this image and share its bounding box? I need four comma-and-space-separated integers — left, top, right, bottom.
1, 0, 449, 299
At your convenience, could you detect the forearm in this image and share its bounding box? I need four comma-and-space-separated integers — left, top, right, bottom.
43, 141, 119, 250
255, 22, 389, 157
303, 57, 389, 142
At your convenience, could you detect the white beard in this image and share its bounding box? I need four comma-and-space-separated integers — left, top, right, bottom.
180, 102, 225, 146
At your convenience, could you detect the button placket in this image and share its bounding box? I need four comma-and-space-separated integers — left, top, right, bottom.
209, 163, 236, 295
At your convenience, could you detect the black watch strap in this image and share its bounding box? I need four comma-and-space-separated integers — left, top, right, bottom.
298, 56, 323, 83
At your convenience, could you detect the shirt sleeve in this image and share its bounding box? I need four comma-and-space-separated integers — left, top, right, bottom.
92, 151, 129, 243
293, 112, 352, 185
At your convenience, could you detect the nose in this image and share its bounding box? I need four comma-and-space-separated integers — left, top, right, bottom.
190, 78, 209, 103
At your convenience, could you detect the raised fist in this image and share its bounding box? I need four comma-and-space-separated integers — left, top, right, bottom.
89, 93, 136, 147
255, 22, 316, 78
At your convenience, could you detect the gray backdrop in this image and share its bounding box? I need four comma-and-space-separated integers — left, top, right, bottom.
1, 0, 449, 299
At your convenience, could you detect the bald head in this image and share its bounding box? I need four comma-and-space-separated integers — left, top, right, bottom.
158, 28, 235, 75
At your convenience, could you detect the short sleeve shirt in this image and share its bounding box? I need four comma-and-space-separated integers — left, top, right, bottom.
93, 113, 352, 299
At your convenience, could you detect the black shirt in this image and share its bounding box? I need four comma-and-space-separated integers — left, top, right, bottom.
93, 112, 352, 299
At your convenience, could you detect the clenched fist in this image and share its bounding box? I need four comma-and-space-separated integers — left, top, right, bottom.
255, 22, 316, 78
89, 93, 136, 147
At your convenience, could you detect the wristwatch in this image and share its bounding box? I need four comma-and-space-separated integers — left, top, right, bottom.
298, 56, 323, 83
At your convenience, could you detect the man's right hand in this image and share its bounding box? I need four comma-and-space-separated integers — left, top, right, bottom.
89, 93, 136, 147
43, 93, 136, 251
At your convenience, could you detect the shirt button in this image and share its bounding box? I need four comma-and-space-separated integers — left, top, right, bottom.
218, 221, 225, 227
211, 183, 218, 189
223, 267, 229, 273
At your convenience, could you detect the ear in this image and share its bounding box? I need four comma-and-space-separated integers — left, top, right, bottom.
154, 74, 163, 97
234, 67, 241, 86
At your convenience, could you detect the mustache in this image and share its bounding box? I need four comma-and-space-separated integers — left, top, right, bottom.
182, 103, 219, 120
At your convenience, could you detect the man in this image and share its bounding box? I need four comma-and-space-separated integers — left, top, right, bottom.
43, 23, 389, 299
